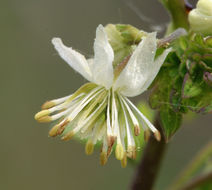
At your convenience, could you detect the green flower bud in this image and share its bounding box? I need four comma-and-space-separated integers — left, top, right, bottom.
188, 0, 212, 35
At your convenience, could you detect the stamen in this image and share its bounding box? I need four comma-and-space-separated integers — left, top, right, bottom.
114, 95, 124, 161
120, 96, 140, 136
48, 93, 84, 114
121, 152, 127, 168
119, 98, 136, 159
106, 89, 113, 137
73, 96, 107, 134
115, 144, 124, 160
34, 110, 50, 120
154, 131, 161, 141
106, 90, 115, 153
123, 97, 161, 141
41, 95, 71, 109
61, 130, 75, 141
100, 135, 108, 166
57, 119, 70, 135
36, 116, 52, 123
112, 90, 119, 137
35, 94, 83, 123
85, 140, 94, 155
111, 90, 117, 136
92, 120, 106, 144
67, 87, 103, 121
77, 91, 106, 126
63, 83, 97, 105
97, 122, 107, 141
49, 124, 60, 137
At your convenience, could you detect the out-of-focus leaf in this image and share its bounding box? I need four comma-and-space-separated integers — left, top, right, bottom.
168, 141, 212, 190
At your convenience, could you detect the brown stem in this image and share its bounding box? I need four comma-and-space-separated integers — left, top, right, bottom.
179, 171, 212, 190
131, 114, 167, 190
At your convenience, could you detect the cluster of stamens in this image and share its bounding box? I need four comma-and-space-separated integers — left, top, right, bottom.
35, 83, 160, 167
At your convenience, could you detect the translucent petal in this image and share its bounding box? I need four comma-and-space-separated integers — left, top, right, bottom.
92, 24, 114, 89
52, 38, 92, 81
138, 47, 172, 93
114, 32, 157, 97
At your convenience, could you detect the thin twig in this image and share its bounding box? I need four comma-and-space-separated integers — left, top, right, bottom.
131, 113, 167, 190
179, 171, 212, 190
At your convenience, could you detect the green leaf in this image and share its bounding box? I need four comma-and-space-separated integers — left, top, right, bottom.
149, 52, 183, 141
159, 107, 182, 141
168, 141, 212, 190
182, 73, 203, 98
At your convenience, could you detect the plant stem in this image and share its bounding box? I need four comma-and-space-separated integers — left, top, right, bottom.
160, 0, 189, 34
179, 171, 212, 190
131, 114, 167, 190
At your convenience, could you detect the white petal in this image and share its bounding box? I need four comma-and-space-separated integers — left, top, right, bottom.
114, 32, 157, 97
52, 38, 92, 81
91, 24, 114, 89
138, 47, 172, 92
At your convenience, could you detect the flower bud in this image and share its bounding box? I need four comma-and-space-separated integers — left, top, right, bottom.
188, 0, 212, 35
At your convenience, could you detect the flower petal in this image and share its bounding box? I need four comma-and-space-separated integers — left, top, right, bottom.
114, 32, 157, 97
52, 38, 92, 81
138, 47, 172, 93
91, 24, 114, 89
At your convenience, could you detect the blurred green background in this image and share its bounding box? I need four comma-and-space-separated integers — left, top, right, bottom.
1, 0, 211, 189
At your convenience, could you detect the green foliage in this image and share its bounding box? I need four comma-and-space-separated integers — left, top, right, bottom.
150, 33, 212, 140
169, 141, 212, 190
149, 51, 183, 140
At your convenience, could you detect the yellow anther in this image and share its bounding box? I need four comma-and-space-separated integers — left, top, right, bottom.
127, 146, 136, 160
61, 131, 75, 141
85, 140, 94, 155
100, 152, 108, 166
49, 124, 60, 137
34, 110, 50, 120
115, 144, 124, 160
144, 130, 151, 142
107, 135, 116, 156
121, 153, 127, 168
154, 130, 161, 141
41, 101, 56, 110
134, 125, 140, 136
37, 116, 52, 123
57, 119, 70, 135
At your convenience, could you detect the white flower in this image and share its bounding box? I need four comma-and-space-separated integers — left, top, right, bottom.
188, 0, 212, 35
35, 25, 171, 167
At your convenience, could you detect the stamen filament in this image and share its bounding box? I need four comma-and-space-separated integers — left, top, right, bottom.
120, 96, 140, 136
67, 87, 103, 121
123, 97, 159, 134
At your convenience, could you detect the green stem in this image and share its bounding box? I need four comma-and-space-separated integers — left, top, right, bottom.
160, 0, 189, 34
131, 114, 167, 190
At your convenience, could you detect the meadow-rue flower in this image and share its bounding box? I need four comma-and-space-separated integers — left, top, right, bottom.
35, 24, 171, 167
188, 0, 212, 35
